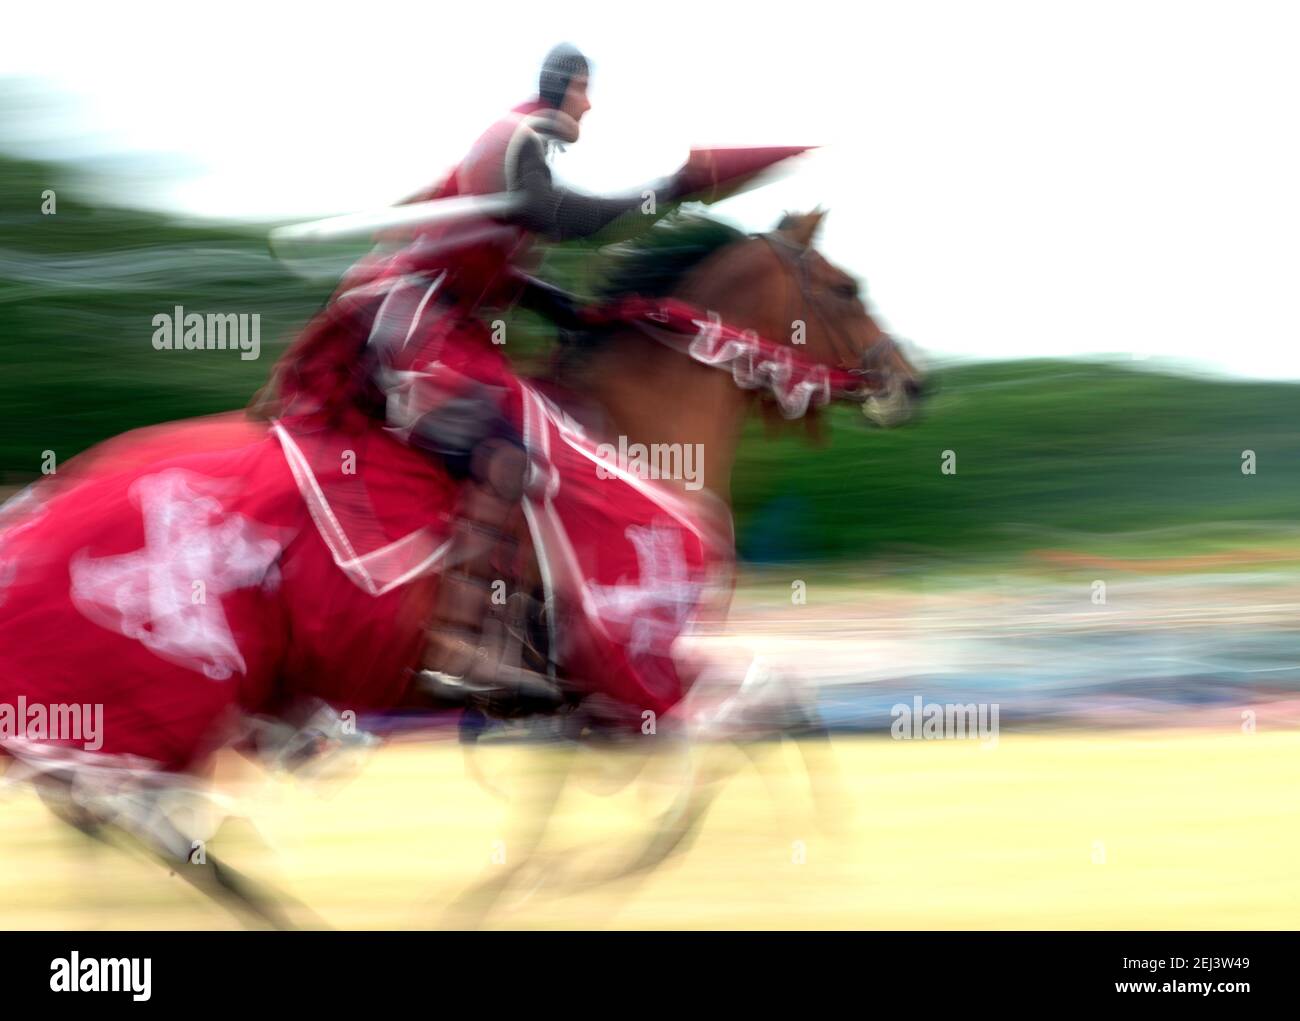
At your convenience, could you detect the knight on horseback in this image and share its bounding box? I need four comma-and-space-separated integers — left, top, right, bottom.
265, 43, 727, 711
0, 39, 924, 927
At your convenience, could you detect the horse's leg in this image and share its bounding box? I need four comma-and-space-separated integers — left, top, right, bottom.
127, 818, 316, 930
437, 727, 578, 929
182, 815, 332, 931
787, 722, 854, 839
583, 661, 798, 883
734, 705, 854, 840
703, 657, 853, 835
35, 776, 315, 930
441, 674, 836, 915
180, 852, 303, 931
571, 661, 849, 889
585, 735, 744, 886
434, 697, 832, 912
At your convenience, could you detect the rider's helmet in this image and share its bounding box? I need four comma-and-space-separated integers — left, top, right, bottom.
538, 43, 589, 109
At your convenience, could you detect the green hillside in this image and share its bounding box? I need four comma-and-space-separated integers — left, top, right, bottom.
3, 151, 1296, 561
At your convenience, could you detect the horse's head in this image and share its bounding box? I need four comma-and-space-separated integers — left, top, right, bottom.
565, 210, 926, 459
752, 208, 926, 426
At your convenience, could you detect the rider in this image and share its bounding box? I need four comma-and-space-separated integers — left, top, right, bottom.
270, 43, 722, 702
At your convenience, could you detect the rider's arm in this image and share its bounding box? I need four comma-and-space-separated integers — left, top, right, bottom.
512, 134, 686, 243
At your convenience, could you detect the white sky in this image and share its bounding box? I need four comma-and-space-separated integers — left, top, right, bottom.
4, 0, 1299, 378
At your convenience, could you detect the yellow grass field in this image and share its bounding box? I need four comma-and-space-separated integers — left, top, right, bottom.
3, 728, 1298, 929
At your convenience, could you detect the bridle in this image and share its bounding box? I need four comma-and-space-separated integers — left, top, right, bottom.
573, 227, 916, 419
755, 230, 903, 397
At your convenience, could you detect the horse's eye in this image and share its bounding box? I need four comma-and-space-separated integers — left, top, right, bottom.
834, 283, 859, 300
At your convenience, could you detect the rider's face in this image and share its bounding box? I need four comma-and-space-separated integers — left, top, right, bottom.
561, 75, 591, 130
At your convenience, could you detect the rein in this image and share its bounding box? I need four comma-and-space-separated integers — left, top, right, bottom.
758, 230, 861, 373
586, 297, 872, 419
582, 313, 884, 423
578, 232, 892, 419
758, 230, 905, 386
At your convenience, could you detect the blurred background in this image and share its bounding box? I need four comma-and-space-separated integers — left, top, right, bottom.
1, 1, 1299, 928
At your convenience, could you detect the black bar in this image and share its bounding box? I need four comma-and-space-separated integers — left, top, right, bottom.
0, 931, 1291, 1008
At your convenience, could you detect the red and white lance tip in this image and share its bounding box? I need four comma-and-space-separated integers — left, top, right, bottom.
691, 145, 818, 185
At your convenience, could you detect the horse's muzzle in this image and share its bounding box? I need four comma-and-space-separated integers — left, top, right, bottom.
861, 374, 928, 427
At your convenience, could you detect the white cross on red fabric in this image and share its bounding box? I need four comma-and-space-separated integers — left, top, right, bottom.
69, 469, 285, 680
584, 520, 704, 657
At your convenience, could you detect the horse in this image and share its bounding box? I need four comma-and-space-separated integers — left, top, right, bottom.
0, 207, 922, 927
435, 208, 926, 922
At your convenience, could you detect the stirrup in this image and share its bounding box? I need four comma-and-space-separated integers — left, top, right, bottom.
413, 666, 565, 714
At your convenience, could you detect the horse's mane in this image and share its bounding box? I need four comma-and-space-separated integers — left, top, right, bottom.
595, 211, 746, 300
554, 212, 746, 376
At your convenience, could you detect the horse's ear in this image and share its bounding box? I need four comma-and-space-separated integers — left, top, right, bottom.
779, 208, 828, 248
